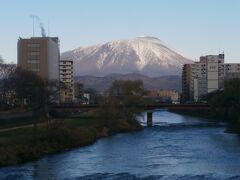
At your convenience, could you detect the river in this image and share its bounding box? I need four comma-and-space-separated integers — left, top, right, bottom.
1, 110, 240, 180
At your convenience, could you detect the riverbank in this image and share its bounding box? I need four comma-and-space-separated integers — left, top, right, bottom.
0, 111, 143, 167
170, 109, 240, 134
169, 109, 222, 122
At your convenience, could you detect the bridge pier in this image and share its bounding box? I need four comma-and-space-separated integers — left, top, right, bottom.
147, 111, 153, 127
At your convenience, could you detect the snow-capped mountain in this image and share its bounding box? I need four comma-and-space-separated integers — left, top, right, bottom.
61, 36, 193, 77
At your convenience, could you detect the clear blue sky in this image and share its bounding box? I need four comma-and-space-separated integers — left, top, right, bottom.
1, 0, 240, 63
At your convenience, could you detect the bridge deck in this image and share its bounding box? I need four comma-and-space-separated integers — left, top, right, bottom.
51, 104, 210, 111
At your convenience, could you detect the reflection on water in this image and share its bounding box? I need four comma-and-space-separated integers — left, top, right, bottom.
1, 111, 240, 180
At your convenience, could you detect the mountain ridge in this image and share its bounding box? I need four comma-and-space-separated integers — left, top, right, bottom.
74, 73, 182, 92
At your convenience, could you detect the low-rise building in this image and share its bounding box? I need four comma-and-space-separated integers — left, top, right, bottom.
158, 90, 180, 103
147, 90, 180, 103
83, 93, 90, 104
74, 83, 84, 103
225, 72, 240, 79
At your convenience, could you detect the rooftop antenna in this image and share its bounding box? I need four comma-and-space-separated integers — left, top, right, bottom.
48, 19, 50, 37
30, 15, 35, 37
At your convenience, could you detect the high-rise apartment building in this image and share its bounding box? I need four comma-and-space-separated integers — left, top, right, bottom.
59, 59, 74, 103
182, 54, 240, 102
17, 37, 60, 81
182, 64, 192, 102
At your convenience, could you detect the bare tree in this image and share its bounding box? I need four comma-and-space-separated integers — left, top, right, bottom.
0, 60, 16, 80
0, 56, 3, 64
0, 58, 16, 107
1, 67, 60, 140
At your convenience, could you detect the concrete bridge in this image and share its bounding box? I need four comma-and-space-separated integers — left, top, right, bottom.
51, 103, 210, 112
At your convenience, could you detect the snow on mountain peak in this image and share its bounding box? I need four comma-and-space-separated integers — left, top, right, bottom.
61, 37, 193, 77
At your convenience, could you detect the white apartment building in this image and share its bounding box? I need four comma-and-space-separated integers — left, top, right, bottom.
183, 54, 240, 102
60, 59, 74, 103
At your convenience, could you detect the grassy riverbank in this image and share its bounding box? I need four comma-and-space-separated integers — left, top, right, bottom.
0, 111, 142, 167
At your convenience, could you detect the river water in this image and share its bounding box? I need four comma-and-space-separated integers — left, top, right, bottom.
1, 110, 240, 180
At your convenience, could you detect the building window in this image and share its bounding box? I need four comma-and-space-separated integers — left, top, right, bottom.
28, 44, 40, 52
28, 44, 40, 48
28, 55, 40, 60
210, 66, 216, 70
27, 60, 40, 64
27, 63, 40, 71
28, 52, 40, 56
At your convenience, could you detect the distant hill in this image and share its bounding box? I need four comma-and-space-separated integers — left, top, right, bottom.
74, 73, 182, 92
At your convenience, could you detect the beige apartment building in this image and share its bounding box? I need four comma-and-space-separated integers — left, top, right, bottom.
17, 37, 60, 81
182, 54, 240, 102
60, 59, 74, 103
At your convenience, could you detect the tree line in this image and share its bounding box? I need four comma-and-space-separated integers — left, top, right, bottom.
98, 80, 147, 131
209, 78, 240, 133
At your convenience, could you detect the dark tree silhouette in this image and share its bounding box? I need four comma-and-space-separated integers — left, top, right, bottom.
1, 67, 60, 140
210, 78, 240, 133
